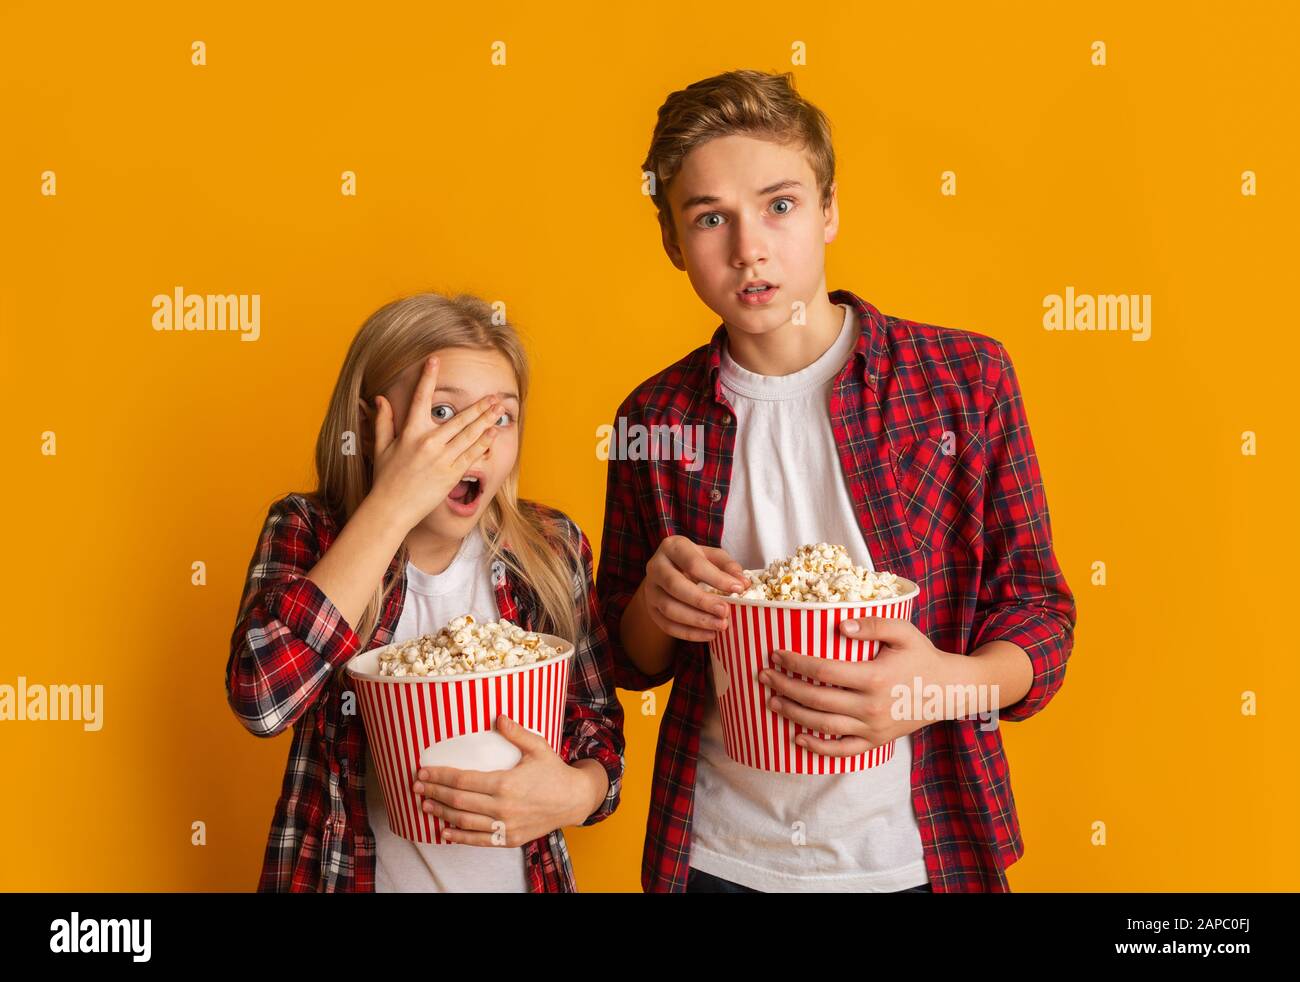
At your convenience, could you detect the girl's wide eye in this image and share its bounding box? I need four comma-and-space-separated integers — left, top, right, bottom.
431, 403, 456, 422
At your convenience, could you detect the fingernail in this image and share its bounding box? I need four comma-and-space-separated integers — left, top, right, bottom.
843, 621, 860, 634
731, 583, 744, 592
770, 652, 782, 665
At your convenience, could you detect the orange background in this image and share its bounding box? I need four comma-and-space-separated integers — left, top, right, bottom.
2, 1, 1296, 890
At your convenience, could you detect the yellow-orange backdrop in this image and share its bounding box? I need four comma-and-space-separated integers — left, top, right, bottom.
2, 1, 1296, 891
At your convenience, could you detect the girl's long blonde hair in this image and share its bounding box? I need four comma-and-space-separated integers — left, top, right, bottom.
309, 292, 580, 648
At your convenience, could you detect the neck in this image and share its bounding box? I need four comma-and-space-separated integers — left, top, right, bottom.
404, 523, 471, 575
723, 286, 844, 377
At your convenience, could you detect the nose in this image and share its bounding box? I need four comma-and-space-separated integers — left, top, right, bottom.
730, 211, 768, 270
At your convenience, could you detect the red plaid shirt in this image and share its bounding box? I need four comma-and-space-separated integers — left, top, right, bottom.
596, 288, 1076, 893
226, 492, 625, 892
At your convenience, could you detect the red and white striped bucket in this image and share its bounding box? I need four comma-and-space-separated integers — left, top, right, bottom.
707, 582, 919, 774
345, 637, 573, 844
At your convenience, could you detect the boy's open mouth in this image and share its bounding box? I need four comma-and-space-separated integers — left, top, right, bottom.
737, 281, 778, 305
448, 476, 483, 504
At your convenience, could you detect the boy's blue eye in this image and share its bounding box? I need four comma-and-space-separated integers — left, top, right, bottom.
431, 403, 455, 421
696, 198, 794, 228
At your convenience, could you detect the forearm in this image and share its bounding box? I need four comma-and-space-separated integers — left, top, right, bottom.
618, 580, 676, 679
306, 494, 409, 629
944, 640, 1033, 712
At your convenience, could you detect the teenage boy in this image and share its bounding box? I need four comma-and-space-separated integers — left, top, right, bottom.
596, 69, 1077, 893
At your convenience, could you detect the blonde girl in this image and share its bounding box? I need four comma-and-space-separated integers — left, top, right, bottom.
226, 292, 624, 892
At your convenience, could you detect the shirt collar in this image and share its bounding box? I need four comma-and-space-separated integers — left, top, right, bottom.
706, 288, 887, 403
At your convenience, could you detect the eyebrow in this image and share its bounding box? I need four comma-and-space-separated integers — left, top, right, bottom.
434, 386, 520, 402
679, 179, 804, 214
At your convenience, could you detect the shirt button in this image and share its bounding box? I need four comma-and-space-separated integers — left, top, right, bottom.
709, 488, 722, 503
530, 851, 541, 865
867, 373, 876, 384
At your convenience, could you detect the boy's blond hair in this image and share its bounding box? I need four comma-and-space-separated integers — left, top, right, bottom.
641, 69, 836, 242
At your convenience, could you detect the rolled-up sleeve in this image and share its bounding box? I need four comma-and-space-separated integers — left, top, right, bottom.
558, 521, 627, 825
226, 496, 362, 738
969, 342, 1077, 723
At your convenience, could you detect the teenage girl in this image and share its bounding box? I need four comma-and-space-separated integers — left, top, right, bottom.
226, 292, 624, 892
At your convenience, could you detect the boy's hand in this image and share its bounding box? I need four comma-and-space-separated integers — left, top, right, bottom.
758, 616, 964, 756
410, 716, 606, 846
640, 536, 750, 642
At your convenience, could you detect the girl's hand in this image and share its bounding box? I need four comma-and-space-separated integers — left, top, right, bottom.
368, 355, 503, 533
411, 716, 607, 847
640, 535, 749, 642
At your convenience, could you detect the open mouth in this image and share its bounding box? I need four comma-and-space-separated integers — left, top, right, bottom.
738, 282, 778, 304
448, 476, 483, 505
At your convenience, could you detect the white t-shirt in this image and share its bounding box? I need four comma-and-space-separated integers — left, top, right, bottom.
688, 302, 930, 892
363, 526, 529, 892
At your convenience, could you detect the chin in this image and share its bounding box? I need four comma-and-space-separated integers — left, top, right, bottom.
724, 307, 784, 333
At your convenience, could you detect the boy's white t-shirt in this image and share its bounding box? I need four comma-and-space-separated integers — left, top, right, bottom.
687, 302, 930, 892
362, 525, 530, 892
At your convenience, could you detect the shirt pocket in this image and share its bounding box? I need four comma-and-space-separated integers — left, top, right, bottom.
888, 429, 984, 557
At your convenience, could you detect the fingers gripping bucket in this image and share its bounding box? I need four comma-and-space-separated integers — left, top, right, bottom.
706, 584, 918, 775
345, 637, 573, 844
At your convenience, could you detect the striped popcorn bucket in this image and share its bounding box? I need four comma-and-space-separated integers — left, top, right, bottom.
345, 637, 573, 844
708, 581, 919, 774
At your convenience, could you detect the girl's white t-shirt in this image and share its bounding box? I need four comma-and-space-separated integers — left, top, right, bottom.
687, 302, 930, 892
362, 526, 530, 892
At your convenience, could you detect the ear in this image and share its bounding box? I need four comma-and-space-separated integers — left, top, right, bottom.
823, 181, 840, 245
356, 397, 376, 457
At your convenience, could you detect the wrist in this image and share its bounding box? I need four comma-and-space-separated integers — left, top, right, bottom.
566, 758, 607, 826
935, 647, 972, 689
355, 489, 415, 542
620, 582, 673, 675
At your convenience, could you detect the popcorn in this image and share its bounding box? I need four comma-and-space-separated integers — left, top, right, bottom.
377, 615, 559, 677
716, 543, 905, 603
